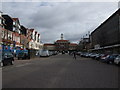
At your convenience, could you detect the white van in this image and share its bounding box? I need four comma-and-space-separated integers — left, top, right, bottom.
39, 50, 50, 57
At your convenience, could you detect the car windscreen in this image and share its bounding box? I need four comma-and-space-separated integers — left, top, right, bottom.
3, 52, 13, 57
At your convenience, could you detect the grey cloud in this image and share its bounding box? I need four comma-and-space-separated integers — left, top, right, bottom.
2, 2, 118, 43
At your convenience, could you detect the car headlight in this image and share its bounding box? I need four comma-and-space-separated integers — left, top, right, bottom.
4, 55, 8, 58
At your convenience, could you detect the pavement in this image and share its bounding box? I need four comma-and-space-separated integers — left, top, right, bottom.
2, 54, 120, 88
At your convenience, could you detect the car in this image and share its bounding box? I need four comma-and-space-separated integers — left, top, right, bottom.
104, 54, 119, 64
81, 52, 88, 57
18, 52, 30, 60
39, 50, 50, 57
76, 52, 81, 56
49, 51, 53, 56
95, 54, 104, 60
114, 55, 120, 65
100, 54, 110, 63
84, 53, 90, 58
62, 51, 65, 54
0, 51, 14, 66
52, 51, 58, 55
90, 53, 97, 58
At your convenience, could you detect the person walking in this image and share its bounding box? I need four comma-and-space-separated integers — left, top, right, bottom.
73, 51, 77, 60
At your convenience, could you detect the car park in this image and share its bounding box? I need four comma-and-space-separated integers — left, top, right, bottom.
0, 51, 14, 66
114, 55, 120, 65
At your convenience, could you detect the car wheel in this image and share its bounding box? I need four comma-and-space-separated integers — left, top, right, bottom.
0, 62, 4, 67
109, 61, 112, 64
11, 61, 14, 65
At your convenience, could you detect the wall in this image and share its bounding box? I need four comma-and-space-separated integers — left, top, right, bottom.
91, 10, 120, 48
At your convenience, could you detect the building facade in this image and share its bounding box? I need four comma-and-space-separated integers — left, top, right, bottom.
0, 12, 43, 58
12, 18, 21, 34
2, 15, 13, 32
91, 8, 120, 54
55, 34, 70, 53
69, 43, 78, 51
44, 44, 55, 51
28, 29, 42, 50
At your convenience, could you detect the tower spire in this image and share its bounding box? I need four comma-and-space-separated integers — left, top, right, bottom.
61, 33, 63, 40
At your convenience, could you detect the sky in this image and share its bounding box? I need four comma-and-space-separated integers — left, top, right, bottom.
1, 1, 119, 43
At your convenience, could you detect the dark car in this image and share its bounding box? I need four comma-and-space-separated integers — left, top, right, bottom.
18, 52, 30, 60
104, 54, 119, 64
76, 52, 81, 56
100, 54, 110, 63
0, 52, 14, 66
95, 54, 103, 60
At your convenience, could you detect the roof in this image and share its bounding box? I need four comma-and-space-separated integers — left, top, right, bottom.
44, 43, 55, 46
12, 18, 19, 21
29, 29, 34, 32
35, 31, 37, 34
56, 40, 69, 42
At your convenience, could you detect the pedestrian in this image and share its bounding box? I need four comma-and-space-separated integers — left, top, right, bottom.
73, 51, 76, 60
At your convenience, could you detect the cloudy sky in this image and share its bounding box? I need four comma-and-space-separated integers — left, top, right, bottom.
1, 2, 119, 43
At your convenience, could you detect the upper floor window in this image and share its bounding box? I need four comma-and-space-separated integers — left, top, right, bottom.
13, 22, 15, 25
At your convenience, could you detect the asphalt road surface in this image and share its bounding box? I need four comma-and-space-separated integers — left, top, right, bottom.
2, 54, 119, 88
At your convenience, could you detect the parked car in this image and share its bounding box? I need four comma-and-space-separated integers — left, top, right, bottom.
0, 51, 14, 66
52, 51, 58, 55
39, 50, 50, 57
104, 54, 119, 64
81, 52, 88, 57
84, 53, 90, 58
49, 51, 53, 56
114, 55, 120, 65
95, 54, 104, 60
18, 52, 30, 60
76, 52, 81, 56
90, 53, 97, 58
87, 53, 93, 58
100, 54, 110, 63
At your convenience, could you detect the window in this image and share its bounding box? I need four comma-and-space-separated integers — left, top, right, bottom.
13, 22, 15, 25
0, 19, 1, 24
